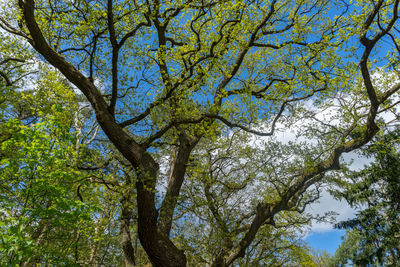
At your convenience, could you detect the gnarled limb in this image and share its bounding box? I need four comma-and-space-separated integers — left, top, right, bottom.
19, 1, 186, 266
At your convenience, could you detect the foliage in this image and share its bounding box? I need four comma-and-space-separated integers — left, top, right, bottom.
1, 0, 400, 266
329, 129, 400, 266
0, 70, 124, 265
165, 129, 329, 265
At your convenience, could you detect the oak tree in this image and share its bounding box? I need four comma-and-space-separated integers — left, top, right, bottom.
1, 0, 400, 266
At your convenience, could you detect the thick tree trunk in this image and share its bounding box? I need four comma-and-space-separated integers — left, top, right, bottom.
136, 173, 187, 267
19, 2, 188, 265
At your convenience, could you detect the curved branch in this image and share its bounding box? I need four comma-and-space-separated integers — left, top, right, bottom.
220, 2, 400, 264
19, 1, 186, 265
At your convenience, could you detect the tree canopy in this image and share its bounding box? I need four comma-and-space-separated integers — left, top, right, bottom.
330, 128, 400, 266
1, 0, 400, 266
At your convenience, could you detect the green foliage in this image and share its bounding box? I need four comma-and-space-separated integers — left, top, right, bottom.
0, 217, 35, 265
166, 129, 329, 265
330, 129, 400, 266
2, 0, 400, 265
0, 70, 122, 265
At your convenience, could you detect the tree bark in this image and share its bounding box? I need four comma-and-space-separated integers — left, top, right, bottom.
19, 1, 187, 266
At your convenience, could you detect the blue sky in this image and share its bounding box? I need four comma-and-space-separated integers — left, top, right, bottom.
303, 188, 354, 255
306, 230, 345, 254
301, 151, 376, 255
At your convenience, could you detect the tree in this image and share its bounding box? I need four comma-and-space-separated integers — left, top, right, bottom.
1, 0, 400, 266
329, 128, 400, 266
0, 30, 33, 89
170, 129, 331, 266
0, 67, 145, 266
0, 28, 36, 124
0, 69, 103, 265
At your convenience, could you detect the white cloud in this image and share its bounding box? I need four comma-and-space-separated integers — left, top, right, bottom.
293, 71, 399, 231
306, 190, 357, 233
342, 151, 372, 171
251, 71, 400, 236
